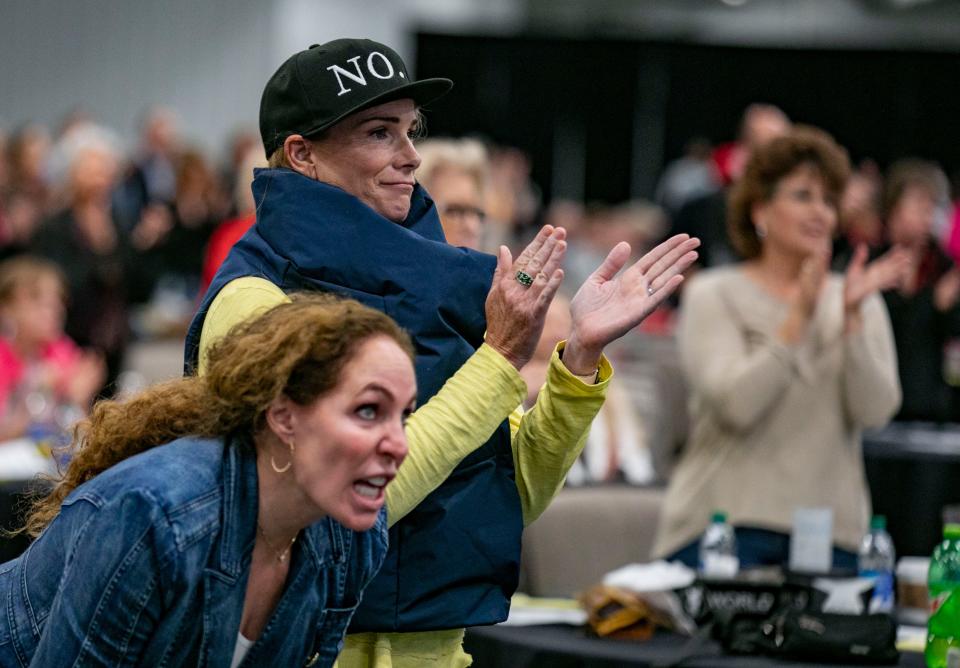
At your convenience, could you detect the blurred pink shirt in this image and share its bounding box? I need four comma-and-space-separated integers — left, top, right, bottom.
0, 336, 82, 414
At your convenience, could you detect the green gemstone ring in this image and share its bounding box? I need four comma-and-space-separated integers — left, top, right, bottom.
515, 270, 534, 288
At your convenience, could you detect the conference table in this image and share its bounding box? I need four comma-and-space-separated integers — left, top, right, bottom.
464, 623, 926, 668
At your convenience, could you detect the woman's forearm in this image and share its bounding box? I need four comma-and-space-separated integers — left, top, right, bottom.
385, 344, 526, 526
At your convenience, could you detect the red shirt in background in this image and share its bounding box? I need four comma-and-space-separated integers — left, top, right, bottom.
199, 213, 255, 296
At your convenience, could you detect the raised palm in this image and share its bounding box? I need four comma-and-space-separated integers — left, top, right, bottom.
566, 235, 700, 369
843, 244, 909, 312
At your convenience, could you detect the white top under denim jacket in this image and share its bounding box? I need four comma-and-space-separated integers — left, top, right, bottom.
0, 434, 388, 668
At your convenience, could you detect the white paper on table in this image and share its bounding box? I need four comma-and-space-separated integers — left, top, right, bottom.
0, 438, 53, 481
602, 560, 697, 592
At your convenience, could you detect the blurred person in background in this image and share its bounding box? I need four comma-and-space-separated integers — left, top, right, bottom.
221, 127, 261, 213
485, 144, 541, 249
654, 127, 906, 569
31, 126, 159, 394
564, 201, 667, 302
880, 158, 960, 422
671, 103, 791, 269
945, 167, 960, 265
140, 149, 227, 304
1, 124, 52, 258
0, 256, 104, 442
1, 295, 413, 667
0, 192, 43, 263
189, 38, 699, 667
45, 109, 98, 192
5, 123, 51, 210
520, 292, 655, 486
415, 137, 489, 250
116, 106, 180, 225
201, 144, 267, 295
832, 160, 885, 269
655, 137, 719, 219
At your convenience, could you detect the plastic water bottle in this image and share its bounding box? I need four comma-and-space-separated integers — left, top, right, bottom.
857, 515, 896, 613
699, 511, 739, 578
927, 524, 960, 668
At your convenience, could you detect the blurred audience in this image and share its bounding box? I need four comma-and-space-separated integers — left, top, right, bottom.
654, 127, 905, 568
880, 158, 960, 422
1, 97, 960, 455
0, 256, 104, 442
30, 127, 152, 392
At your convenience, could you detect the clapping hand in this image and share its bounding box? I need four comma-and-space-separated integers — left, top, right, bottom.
484, 225, 567, 370
843, 244, 909, 318
563, 234, 700, 374
795, 249, 830, 318
934, 266, 960, 313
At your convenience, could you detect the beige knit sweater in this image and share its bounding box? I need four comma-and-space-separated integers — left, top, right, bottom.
653, 266, 901, 557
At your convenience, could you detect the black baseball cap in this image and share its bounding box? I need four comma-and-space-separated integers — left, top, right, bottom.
259, 38, 453, 158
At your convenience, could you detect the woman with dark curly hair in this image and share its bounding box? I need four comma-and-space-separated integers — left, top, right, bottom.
1, 294, 415, 668
653, 126, 908, 569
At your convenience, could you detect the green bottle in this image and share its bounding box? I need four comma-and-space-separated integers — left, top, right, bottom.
926, 524, 960, 668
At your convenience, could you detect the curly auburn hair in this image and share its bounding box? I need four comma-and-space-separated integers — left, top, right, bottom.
727, 125, 850, 260
22, 293, 414, 536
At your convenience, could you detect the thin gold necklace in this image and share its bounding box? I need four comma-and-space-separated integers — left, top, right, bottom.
257, 523, 297, 563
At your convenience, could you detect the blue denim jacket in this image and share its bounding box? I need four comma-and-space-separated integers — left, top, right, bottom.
0, 435, 388, 667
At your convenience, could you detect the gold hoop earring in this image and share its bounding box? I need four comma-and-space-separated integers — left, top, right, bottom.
270, 440, 295, 474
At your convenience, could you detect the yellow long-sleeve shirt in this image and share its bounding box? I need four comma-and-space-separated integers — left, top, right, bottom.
199, 276, 612, 667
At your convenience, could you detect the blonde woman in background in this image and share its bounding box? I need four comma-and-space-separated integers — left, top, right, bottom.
415, 137, 491, 250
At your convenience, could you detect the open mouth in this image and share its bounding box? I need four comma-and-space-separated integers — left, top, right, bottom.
353, 476, 389, 500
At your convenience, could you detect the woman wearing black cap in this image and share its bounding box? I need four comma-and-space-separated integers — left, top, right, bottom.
187, 38, 699, 667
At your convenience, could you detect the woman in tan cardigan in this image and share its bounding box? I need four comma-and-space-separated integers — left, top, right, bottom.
654, 126, 907, 569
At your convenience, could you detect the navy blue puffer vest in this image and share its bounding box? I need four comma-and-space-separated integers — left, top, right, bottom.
185, 168, 522, 631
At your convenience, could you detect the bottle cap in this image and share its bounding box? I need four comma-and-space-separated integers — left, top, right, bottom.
711, 511, 727, 523
945, 524, 960, 539
870, 515, 886, 530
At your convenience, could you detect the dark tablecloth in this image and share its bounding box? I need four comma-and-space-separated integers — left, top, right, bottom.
464, 624, 925, 668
